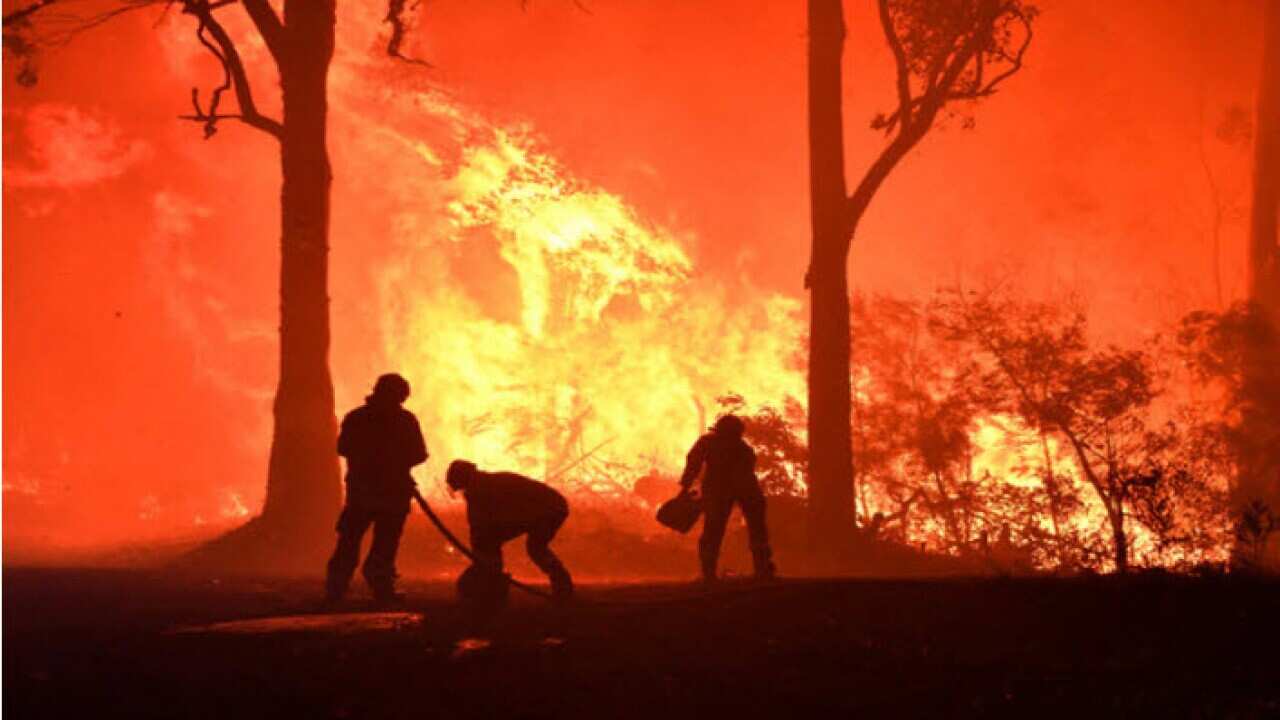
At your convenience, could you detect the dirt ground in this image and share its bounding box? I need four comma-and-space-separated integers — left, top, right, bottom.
4, 567, 1279, 719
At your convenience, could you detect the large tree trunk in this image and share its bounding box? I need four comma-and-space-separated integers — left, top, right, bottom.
258, 0, 342, 546
1252, 1, 1280, 316
806, 0, 856, 553
1239, 0, 1280, 561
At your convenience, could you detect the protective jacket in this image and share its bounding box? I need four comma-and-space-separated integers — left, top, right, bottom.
678, 429, 773, 580
337, 398, 428, 511
679, 431, 757, 497
463, 471, 568, 543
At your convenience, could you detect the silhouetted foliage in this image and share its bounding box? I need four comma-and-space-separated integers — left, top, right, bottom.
873, 0, 1038, 134
1235, 500, 1278, 571
725, 286, 1237, 575
1179, 303, 1280, 461
849, 295, 987, 555
930, 286, 1233, 572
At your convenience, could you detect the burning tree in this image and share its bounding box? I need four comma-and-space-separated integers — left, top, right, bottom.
3, 0, 430, 566
933, 288, 1230, 573
848, 294, 987, 554
804, 0, 1036, 550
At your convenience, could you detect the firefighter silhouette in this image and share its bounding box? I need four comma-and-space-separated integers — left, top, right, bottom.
325, 373, 428, 605
446, 460, 574, 599
680, 414, 775, 581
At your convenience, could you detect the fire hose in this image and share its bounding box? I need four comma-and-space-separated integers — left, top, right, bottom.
411, 489, 553, 600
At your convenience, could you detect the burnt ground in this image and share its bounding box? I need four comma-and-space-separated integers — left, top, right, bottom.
4, 567, 1279, 719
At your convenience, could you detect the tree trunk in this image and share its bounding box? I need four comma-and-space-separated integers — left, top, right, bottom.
806, 0, 856, 552
1252, 0, 1280, 317
1239, 0, 1280, 558
1111, 511, 1129, 575
258, 0, 342, 544
1061, 429, 1130, 574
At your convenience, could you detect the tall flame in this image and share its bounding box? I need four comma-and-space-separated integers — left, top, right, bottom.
351, 84, 806, 497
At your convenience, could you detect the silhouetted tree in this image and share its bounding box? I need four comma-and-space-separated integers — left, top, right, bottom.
1235, 499, 1278, 570
933, 288, 1233, 573
3, 0, 429, 564
1240, 0, 1280, 561
804, 0, 1036, 550
848, 295, 986, 553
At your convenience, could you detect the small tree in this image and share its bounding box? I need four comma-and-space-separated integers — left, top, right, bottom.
849, 294, 989, 553
1235, 500, 1279, 571
932, 287, 1222, 573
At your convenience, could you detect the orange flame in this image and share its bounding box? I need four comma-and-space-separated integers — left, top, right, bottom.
374, 118, 806, 498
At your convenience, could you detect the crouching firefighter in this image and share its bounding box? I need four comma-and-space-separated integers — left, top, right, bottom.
325, 373, 428, 605
681, 414, 775, 582
446, 460, 574, 599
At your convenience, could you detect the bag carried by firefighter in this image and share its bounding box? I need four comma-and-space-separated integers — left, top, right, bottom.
656, 490, 702, 533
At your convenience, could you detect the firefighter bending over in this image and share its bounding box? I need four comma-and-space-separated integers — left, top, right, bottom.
681, 414, 775, 582
325, 373, 428, 605
446, 460, 574, 599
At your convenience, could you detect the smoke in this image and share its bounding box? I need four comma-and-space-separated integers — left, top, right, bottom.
5, 103, 150, 189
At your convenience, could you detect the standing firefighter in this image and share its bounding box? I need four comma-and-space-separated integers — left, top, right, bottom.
325, 373, 428, 605
446, 460, 574, 599
681, 414, 775, 582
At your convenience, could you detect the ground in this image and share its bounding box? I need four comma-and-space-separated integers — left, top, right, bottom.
4, 567, 1279, 718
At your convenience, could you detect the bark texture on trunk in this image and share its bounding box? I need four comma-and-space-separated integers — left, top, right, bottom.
1240, 0, 1280, 537
259, 0, 342, 539
806, 0, 856, 547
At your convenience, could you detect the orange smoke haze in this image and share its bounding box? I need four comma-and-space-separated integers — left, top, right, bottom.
1, 0, 1267, 554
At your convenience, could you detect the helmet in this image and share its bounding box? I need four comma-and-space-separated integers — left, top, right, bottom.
370, 373, 411, 404
713, 414, 745, 438
446, 460, 478, 491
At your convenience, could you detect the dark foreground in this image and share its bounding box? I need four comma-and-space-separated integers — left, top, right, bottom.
5, 568, 1279, 719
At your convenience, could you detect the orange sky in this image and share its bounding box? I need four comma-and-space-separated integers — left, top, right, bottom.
1, 0, 1268, 553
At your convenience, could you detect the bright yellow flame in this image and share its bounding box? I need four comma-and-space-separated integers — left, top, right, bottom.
375, 116, 805, 499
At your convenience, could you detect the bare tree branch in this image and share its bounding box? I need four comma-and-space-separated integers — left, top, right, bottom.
182, 0, 282, 138
545, 437, 615, 484
190, 15, 232, 137
3, 0, 59, 27
6, 0, 159, 47
4, 0, 163, 85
